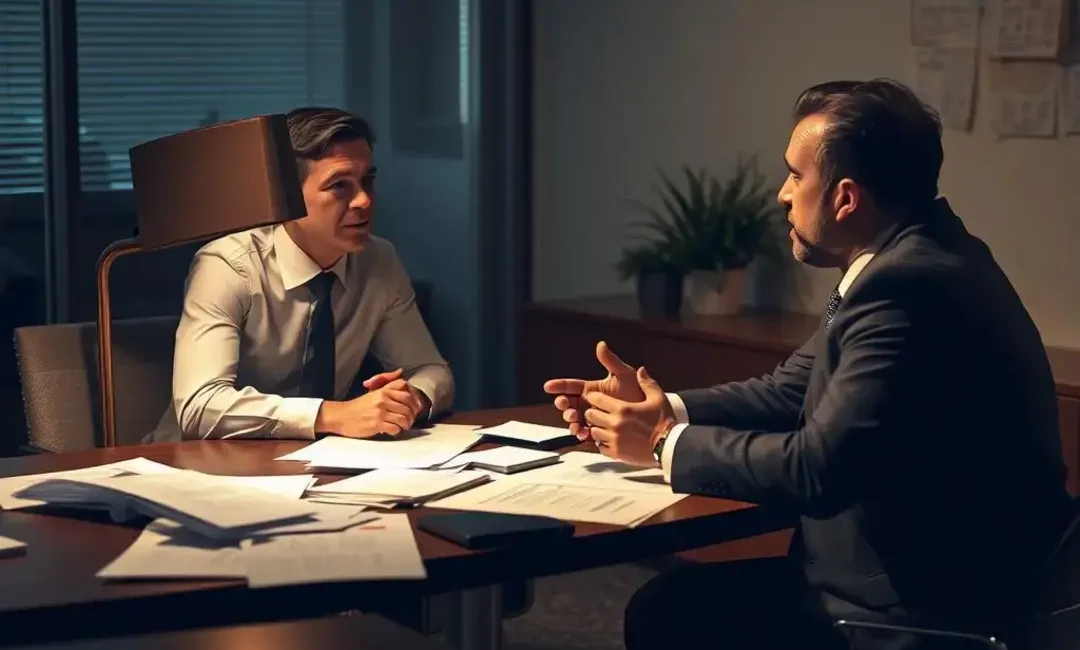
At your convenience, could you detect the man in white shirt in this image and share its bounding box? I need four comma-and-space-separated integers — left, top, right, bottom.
150, 107, 453, 442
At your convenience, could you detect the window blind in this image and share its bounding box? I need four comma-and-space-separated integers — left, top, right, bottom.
77, 0, 345, 190
0, 1, 45, 195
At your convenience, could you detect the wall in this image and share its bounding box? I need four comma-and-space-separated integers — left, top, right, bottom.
354, 0, 484, 409
532, 0, 1080, 349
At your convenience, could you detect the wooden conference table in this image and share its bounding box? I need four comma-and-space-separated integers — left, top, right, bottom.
0, 405, 787, 649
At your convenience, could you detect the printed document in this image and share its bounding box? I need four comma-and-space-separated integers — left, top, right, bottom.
429, 480, 683, 527
306, 468, 490, 508
227, 475, 315, 500
0, 457, 178, 510
0, 534, 27, 558
16, 470, 319, 541
276, 424, 482, 470
242, 514, 427, 588
97, 519, 245, 580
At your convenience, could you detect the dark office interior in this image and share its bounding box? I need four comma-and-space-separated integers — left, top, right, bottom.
3, 1, 1080, 649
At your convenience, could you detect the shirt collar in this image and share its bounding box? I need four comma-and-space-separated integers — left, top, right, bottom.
273, 225, 348, 292
838, 252, 874, 297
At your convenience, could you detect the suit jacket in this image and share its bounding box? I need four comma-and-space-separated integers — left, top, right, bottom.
671, 198, 1072, 645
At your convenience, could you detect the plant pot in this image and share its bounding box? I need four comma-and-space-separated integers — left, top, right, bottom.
636, 268, 684, 317
684, 268, 746, 315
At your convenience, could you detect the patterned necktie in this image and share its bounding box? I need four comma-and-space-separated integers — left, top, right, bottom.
824, 287, 842, 330
299, 272, 336, 399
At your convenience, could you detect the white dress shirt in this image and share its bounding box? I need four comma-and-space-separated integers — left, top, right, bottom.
155, 225, 454, 441
661, 253, 875, 482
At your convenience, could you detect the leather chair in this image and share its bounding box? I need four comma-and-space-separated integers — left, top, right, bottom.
14, 315, 178, 451
835, 502, 1080, 650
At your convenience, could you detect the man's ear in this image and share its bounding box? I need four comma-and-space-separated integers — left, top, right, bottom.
832, 178, 860, 223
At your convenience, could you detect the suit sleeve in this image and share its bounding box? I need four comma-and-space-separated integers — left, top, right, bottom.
675, 330, 818, 431
670, 276, 916, 516
366, 245, 455, 418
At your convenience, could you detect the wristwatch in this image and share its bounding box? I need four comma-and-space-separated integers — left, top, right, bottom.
652, 423, 673, 468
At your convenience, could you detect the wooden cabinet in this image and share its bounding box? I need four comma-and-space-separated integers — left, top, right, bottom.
519, 296, 819, 403
519, 295, 1080, 563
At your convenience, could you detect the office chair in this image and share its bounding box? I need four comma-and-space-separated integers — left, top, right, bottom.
14, 315, 178, 451
835, 503, 1080, 650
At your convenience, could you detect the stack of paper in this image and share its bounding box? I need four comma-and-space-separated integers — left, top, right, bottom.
0, 457, 178, 510
277, 424, 483, 472
473, 421, 578, 450
14, 470, 322, 541
305, 468, 491, 508
438, 446, 561, 474
429, 451, 688, 527
97, 513, 426, 587
0, 534, 27, 558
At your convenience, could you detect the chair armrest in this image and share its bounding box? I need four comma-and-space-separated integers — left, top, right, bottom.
834, 619, 1008, 649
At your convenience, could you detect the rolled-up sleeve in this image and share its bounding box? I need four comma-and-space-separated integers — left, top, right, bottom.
172, 251, 322, 440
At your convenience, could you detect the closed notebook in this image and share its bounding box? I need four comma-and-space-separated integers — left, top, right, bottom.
439, 447, 560, 474
417, 511, 574, 549
473, 421, 578, 451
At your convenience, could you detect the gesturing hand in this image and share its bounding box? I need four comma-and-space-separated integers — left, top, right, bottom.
582, 365, 675, 467
543, 341, 645, 440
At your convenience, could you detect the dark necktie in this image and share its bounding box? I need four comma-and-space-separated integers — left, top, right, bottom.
824, 287, 842, 330
299, 272, 336, 399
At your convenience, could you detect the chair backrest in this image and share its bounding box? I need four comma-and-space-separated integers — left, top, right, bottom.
14, 316, 179, 451
1030, 504, 1080, 650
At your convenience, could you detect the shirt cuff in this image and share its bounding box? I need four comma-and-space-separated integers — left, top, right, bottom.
408, 380, 437, 420
666, 392, 689, 424
661, 423, 688, 484
275, 398, 322, 440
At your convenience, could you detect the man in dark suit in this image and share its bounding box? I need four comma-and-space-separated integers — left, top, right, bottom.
544, 79, 1073, 649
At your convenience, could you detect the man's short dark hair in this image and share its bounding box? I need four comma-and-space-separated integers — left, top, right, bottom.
285, 107, 375, 179
792, 78, 943, 214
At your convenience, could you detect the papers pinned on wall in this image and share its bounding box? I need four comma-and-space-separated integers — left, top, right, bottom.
913, 46, 979, 131
989, 60, 1060, 136
990, 0, 1067, 59
1064, 64, 1080, 133
911, 0, 983, 48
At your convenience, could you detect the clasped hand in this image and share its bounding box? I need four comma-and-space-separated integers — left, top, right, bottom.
317, 368, 428, 438
543, 341, 674, 467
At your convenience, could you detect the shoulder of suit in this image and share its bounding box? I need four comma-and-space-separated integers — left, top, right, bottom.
849, 235, 967, 309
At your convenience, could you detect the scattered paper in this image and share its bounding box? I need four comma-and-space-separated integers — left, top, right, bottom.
0, 457, 179, 510
437, 446, 560, 473
473, 421, 576, 446
16, 470, 319, 541
989, 60, 1060, 136
277, 424, 482, 471
911, 0, 982, 48
227, 475, 315, 500
913, 46, 979, 131
97, 519, 245, 580
242, 514, 427, 588
502, 451, 677, 495
1064, 64, 1080, 134
306, 468, 491, 508
429, 480, 683, 527
0, 534, 27, 558
991, 0, 1065, 58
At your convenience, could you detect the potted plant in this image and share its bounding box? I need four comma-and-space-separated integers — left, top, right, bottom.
615, 240, 685, 317
617, 157, 783, 316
